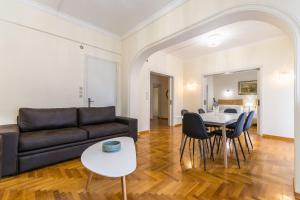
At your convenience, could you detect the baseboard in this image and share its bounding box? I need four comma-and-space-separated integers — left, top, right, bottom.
158, 117, 168, 120
138, 130, 150, 135
263, 134, 294, 142
294, 179, 300, 199
174, 123, 182, 127
295, 192, 300, 199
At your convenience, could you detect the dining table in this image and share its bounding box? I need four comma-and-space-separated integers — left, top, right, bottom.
199, 112, 240, 168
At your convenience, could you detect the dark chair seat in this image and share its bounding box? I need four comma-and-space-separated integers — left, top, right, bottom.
19, 128, 88, 152
226, 122, 236, 130
210, 129, 235, 138
81, 123, 129, 139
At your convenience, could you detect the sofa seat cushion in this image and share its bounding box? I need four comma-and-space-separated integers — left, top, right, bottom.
19, 128, 88, 152
81, 123, 129, 139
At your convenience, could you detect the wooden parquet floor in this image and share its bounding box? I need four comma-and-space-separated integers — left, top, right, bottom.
0, 124, 295, 200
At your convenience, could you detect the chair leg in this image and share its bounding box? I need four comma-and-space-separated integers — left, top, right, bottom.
180, 133, 185, 152
232, 138, 241, 168
216, 136, 221, 154
243, 132, 250, 154
209, 138, 214, 161
228, 139, 232, 153
216, 137, 219, 154
237, 137, 246, 161
192, 139, 195, 161
212, 136, 217, 152
198, 139, 202, 167
247, 131, 253, 149
180, 136, 188, 162
202, 140, 207, 171
205, 139, 209, 155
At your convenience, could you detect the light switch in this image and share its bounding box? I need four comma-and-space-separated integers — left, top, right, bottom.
79, 86, 83, 98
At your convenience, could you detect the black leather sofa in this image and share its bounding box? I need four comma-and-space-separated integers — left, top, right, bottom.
0, 106, 137, 177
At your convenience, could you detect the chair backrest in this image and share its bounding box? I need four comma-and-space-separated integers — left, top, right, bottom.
198, 108, 205, 114
224, 108, 238, 113
231, 112, 247, 137
182, 112, 209, 139
181, 109, 189, 116
244, 111, 255, 131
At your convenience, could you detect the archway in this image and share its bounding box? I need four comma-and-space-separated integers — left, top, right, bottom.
128, 5, 300, 192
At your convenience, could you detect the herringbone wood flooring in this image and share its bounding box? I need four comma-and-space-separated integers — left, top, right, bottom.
0, 124, 295, 200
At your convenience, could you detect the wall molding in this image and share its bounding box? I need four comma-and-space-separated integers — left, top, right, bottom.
174, 124, 182, 127
0, 17, 121, 56
20, 0, 189, 40
138, 130, 150, 135
295, 192, 300, 199
19, 0, 121, 40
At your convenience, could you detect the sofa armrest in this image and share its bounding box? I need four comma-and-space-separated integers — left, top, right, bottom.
115, 116, 138, 142
0, 124, 19, 177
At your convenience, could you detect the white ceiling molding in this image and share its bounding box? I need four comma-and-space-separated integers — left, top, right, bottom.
121, 0, 188, 40
19, 0, 121, 40
163, 21, 285, 59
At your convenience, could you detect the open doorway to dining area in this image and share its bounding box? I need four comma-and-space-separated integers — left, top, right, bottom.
203, 69, 260, 134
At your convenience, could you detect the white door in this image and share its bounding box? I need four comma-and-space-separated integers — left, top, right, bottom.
153, 87, 159, 117
86, 56, 117, 107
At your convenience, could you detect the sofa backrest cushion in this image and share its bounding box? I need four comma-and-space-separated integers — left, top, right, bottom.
18, 108, 78, 132
78, 106, 115, 126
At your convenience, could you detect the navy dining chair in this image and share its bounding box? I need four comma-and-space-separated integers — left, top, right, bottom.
211, 112, 247, 168
181, 113, 214, 171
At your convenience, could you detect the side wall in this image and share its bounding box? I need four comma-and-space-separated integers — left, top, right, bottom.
183, 36, 294, 138
138, 51, 183, 131
0, 0, 121, 124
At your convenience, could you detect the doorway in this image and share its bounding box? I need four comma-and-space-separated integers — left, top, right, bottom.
150, 72, 174, 129
128, 5, 299, 192
85, 56, 118, 108
203, 68, 261, 134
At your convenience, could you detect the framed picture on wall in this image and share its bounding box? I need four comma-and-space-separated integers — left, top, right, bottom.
238, 80, 257, 95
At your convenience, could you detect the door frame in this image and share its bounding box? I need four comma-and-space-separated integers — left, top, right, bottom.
150, 71, 174, 127
202, 65, 263, 135
84, 55, 120, 114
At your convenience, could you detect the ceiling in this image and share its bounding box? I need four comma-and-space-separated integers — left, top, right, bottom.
163, 21, 285, 60
25, 0, 181, 36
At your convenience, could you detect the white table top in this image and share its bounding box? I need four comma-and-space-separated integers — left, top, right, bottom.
81, 137, 136, 178
200, 112, 239, 125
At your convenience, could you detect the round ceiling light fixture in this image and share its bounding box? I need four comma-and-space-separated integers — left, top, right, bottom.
206, 34, 223, 47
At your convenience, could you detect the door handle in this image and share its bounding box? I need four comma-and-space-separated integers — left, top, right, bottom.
88, 98, 94, 108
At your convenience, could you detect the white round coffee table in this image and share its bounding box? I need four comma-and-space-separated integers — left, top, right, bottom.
81, 137, 136, 200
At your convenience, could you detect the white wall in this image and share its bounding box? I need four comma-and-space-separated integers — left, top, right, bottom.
138, 51, 183, 131
0, 0, 121, 124
183, 36, 294, 138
